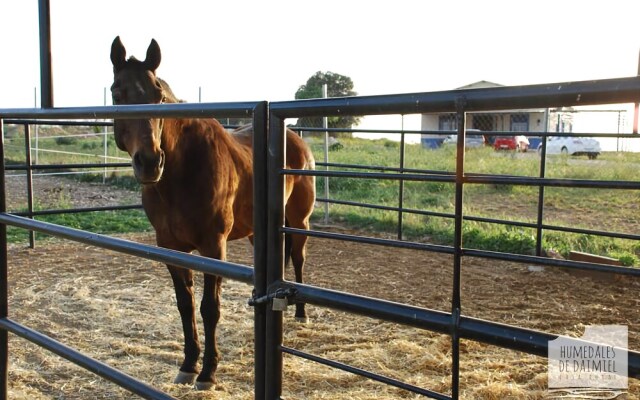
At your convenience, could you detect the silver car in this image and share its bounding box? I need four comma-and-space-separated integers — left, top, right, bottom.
443, 129, 485, 148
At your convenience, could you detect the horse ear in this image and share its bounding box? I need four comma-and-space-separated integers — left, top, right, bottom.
144, 39, 161, 72
110, 36, 127, 72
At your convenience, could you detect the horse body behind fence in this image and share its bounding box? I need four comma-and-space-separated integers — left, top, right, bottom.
110, 36, 315, 390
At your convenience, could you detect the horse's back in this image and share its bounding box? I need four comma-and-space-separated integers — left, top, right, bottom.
230, 124, 315, 171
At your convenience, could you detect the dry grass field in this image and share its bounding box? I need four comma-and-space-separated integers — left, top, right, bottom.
3, 177, 639, 399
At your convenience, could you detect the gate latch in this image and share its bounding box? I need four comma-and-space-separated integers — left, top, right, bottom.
248, 287, 296, 311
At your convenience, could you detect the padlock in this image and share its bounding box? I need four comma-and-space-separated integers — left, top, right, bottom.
272, 296, 288, 311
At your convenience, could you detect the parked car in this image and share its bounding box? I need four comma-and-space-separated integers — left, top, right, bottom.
442, 129, 485, 148
493, 135, 530, 152
537, 136, 601, 159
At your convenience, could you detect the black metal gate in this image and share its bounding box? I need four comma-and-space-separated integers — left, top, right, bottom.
262, 80, 640, 399
1, 78, 640, 400
0, 1, 639, 396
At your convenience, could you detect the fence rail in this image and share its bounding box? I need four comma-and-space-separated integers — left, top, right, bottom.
0, 76, 638, 399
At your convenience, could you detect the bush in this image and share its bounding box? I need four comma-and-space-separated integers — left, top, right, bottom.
55, 136, 78, 145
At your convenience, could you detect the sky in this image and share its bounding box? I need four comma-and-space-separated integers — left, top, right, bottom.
1, 0, 639, 133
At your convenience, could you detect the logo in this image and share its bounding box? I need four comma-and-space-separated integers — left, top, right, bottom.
548, 325, 628, 398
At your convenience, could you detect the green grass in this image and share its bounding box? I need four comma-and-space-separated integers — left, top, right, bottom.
7, 209, 152, 243
4, 126, 127, 166
4, 127, 639, 266
309, 137, 640, 265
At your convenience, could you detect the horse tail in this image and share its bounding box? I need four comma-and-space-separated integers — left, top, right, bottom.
284, 218, 292, 268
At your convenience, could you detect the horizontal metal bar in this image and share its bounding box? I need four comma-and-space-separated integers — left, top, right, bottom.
317, 161, 454, 176
0, 318, 176, 400
280, 282, 452, 332
0, 214, 254, 283
465, 248, 640, 276
281, 346, 451, 399
286, 168, 456, 182
461, 215, 640, 241
277, 282, 640, 377
12, 204, 142, 217
316, 197, 640, 243
0, 102, 261, 120
6, 162, 131, 171
297, 125, 638, 139
316, 197, 455, 220
286, 225, 639, 276
466, 175, 640, 190
282, 227, 454, 255
270, 76, 640, 117
539, 223, 640, 241
4, 119, 113, 127
293, 126, 435, 135
317, 197, 405, 213
458, 317, 639, 378
288, 168, 640, 190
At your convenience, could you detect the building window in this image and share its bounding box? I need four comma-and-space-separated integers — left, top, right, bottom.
511, 114, 529, 131
439, 114, 457, 131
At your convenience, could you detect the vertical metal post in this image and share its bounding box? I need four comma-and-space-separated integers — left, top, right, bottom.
34, 90, 39, 166
397, 115, 406, 240
0, 119, 8, 400
252, 102, 268, 400
322, 84, 329, 225
38, 0, 54, 108
103, 88, 108, 183
535, 110, 550, 257
266, 113, 286, 399
450, 99, 467, 400
633, 49, 639, 134
23, 125, 35, 248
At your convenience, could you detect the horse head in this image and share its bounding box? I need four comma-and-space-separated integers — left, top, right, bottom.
110, 36, 167, 184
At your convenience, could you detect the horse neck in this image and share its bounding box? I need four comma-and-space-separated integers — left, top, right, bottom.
157, 77, 182, 104
154, 77, 183, 155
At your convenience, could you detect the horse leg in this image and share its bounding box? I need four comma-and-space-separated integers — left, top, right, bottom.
194, 236, 226, 390
289, 230, 309, 322
167, 265, 200, 385
286, 175, 315, 323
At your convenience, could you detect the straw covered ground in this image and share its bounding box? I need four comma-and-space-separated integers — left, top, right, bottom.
4, 178, 640, 399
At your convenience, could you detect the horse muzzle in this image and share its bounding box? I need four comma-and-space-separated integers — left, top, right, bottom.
132, 149, 165, 184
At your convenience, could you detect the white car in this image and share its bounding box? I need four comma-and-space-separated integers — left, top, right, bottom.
537, 136, 601, 159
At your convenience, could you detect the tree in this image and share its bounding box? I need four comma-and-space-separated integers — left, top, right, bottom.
294, 71, 361, 132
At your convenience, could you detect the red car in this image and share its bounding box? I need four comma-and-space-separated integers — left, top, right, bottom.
493, 135, 530, 152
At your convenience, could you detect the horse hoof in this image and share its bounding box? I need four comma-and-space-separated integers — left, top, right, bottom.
195, 380, 215, 391
173, 371, 198, 385
295, 316, 309, 324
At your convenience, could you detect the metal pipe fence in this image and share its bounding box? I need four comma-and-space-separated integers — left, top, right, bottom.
0, 101, 268, 400
0, 76, 638, 399
2, 120, 132, 247
266, 76, 640, 399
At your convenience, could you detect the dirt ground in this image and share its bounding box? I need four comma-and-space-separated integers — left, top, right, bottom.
3, 177, 640, 399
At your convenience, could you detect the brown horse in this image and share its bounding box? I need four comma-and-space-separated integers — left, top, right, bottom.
109, 36, 315, 390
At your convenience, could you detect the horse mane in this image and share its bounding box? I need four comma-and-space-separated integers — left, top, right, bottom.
157, 77, 183, 103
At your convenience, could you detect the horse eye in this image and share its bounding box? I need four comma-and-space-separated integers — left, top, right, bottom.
112, 89, 126, 104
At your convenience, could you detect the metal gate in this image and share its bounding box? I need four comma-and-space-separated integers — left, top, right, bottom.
0, 78, 640, 400
262, 80, 640, 399
1, 1, 640, 394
